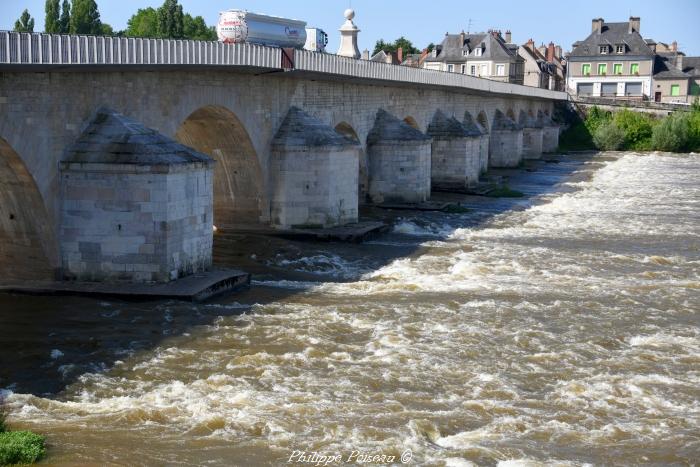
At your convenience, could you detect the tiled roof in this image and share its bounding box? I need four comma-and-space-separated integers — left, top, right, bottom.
653, 54, 691, 79
424, 32, 521, 63
569, 22, 654, 60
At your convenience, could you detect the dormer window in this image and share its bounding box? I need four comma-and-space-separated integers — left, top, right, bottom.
599, 45, 608, 54
475, 48, 482, 57
616, 44, 625, 54
463, 50, 469, 57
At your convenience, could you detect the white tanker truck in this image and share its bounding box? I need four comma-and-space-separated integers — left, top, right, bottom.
216, 10, 328, 52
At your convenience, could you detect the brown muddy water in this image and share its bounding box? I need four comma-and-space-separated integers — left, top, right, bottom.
0, 152, 698, 466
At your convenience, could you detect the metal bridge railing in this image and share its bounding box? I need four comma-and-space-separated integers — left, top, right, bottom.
0, 31, 280, 69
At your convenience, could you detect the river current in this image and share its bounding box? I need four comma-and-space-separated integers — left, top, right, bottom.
1, 152, 699, 466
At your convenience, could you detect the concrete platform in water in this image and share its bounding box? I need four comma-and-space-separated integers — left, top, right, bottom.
0, 269, 250, 302
219, 221, 389, 243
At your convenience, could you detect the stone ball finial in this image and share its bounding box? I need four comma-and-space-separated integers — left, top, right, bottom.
344, 9, 355, 20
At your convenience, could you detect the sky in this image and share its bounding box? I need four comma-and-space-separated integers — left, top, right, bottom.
2, 0, 699, 56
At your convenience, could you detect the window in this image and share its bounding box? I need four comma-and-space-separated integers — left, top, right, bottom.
601, 82, 618, 96
463, 50, 469, 57
447, 64, 454, 73
598, 63, 607, 75
616, 44, 625, 54
613, 63, 622, 75
577, 83, 594, 96
481, 64, 488, 76
475, 48, 482, 57
691, 81, 700, 96
461, 64, 466, 74
599, 45, 608, 54
470, 65, 476, 75
625, 82, 642, 96
630, 63, 639, 74
496, 64, 505, 76
582, 63, 591, 75
671, 84, 680, 96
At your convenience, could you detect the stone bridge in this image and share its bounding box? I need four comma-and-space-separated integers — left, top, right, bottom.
0, 32, 566, 282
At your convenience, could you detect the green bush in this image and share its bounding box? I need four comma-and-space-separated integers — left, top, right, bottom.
593, 121, 625, 150
558, 121, 595, 151
486, 185, 524, 198
0, 431, 46, 465
687, 107, 700, 151
584, 106, 612, 134
651, 112, 690, 152
613, 109, 655, 150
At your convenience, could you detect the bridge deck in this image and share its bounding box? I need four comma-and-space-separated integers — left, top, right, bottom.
0, 31, 567, 101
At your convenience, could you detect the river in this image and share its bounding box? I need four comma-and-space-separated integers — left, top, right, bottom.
1, 152, 698, 466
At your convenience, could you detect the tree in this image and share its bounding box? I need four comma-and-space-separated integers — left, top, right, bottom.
372, 37, 420, 56
45, 0, 61, 33
14, 9, 35, 33
125, 7, 158, 38
59, 0, 71, 33
70, 0, 101, 35
183, 13, 216, 40
157, 0, 184, 39
100, 23, 114, 36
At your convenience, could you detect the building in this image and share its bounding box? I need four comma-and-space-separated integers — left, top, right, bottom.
519, 40, 566, 91
423, 30, 524, 84
646, 40, 700, 103
567, 17, 655, 100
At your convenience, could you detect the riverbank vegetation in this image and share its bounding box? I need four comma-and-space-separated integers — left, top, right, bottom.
0, 397, 46, 465
558, 102, 700, 153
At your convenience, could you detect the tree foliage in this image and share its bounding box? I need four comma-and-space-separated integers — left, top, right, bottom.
14, 9, 35, 33
592, 120, 625, 151
59, 0, 71, 33
125, 7, 159, 38
372, 36, 420, 56
70, 0, 102, 35
183, 14, 216, 41
45, 0, 61, 33
157, 0, 184, 39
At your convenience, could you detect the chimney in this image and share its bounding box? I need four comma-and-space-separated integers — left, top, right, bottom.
460, 30, 465, 45
547, 42, 555, 62
671, 40, 677, 52
592, 18, 604, 34
361, 49, 369, 60
397, 47, 403, 64
676, 54, 684, 71
628, 16, 640, 34
555, 45, 562, 59
526, 38, 535, 51
505, 30, 512, 43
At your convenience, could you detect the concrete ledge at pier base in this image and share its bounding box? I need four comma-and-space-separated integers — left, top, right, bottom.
375, 201, 453, 212
220, 221, 389, 243
0, 269, 250, 302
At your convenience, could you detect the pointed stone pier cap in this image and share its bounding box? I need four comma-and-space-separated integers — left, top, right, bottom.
272, 107, 360, 150
519, 110, 543, 129
492, 109, 522, 131
538, 110, 558, 127
428, 110, 481, 138
465, 111, 488, 135
337, 8, 361, 59
64, 107, 213, 166
367, 109, 431, 145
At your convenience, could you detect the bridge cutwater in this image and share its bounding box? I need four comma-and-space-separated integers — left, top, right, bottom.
0, 31, 565, 284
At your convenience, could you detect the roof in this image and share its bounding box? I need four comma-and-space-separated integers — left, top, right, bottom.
569, 21, 654, 61
65, 108, 213, 166
272, 107, 359, 149
683, 57, 700, 76
424, 32, 522, 64
653, 53, 691, 79
367, 109, 431, 144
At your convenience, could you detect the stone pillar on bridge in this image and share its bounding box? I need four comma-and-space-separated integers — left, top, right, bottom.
427, 110, 481, 190
337, 9, 361, 59
59, 108, 215, 283
519, 110, 544, 160
489, 110, 523, 168
270, 107, 360, 229
540, 111, 560, 153
367, 109, 432, 204
464, 111, 489, 175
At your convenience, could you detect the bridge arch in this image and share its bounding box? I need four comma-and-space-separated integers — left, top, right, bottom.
477, 111, 490, 132
0, 137, 56, 280
334, 122, 367, 204
403, 116, 420, 131
175, 106, 264, 227
506, 108, 516, 121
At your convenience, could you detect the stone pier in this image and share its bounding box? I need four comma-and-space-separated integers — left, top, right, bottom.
270, 107, 360, 229
540, 111, 560, 153
519, 110, 544, 159
428, 110, 481, 190
464, 111, 489, 175
59, 109, 214, 283
366, 110, 432, 204
489, 110, 523, 168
